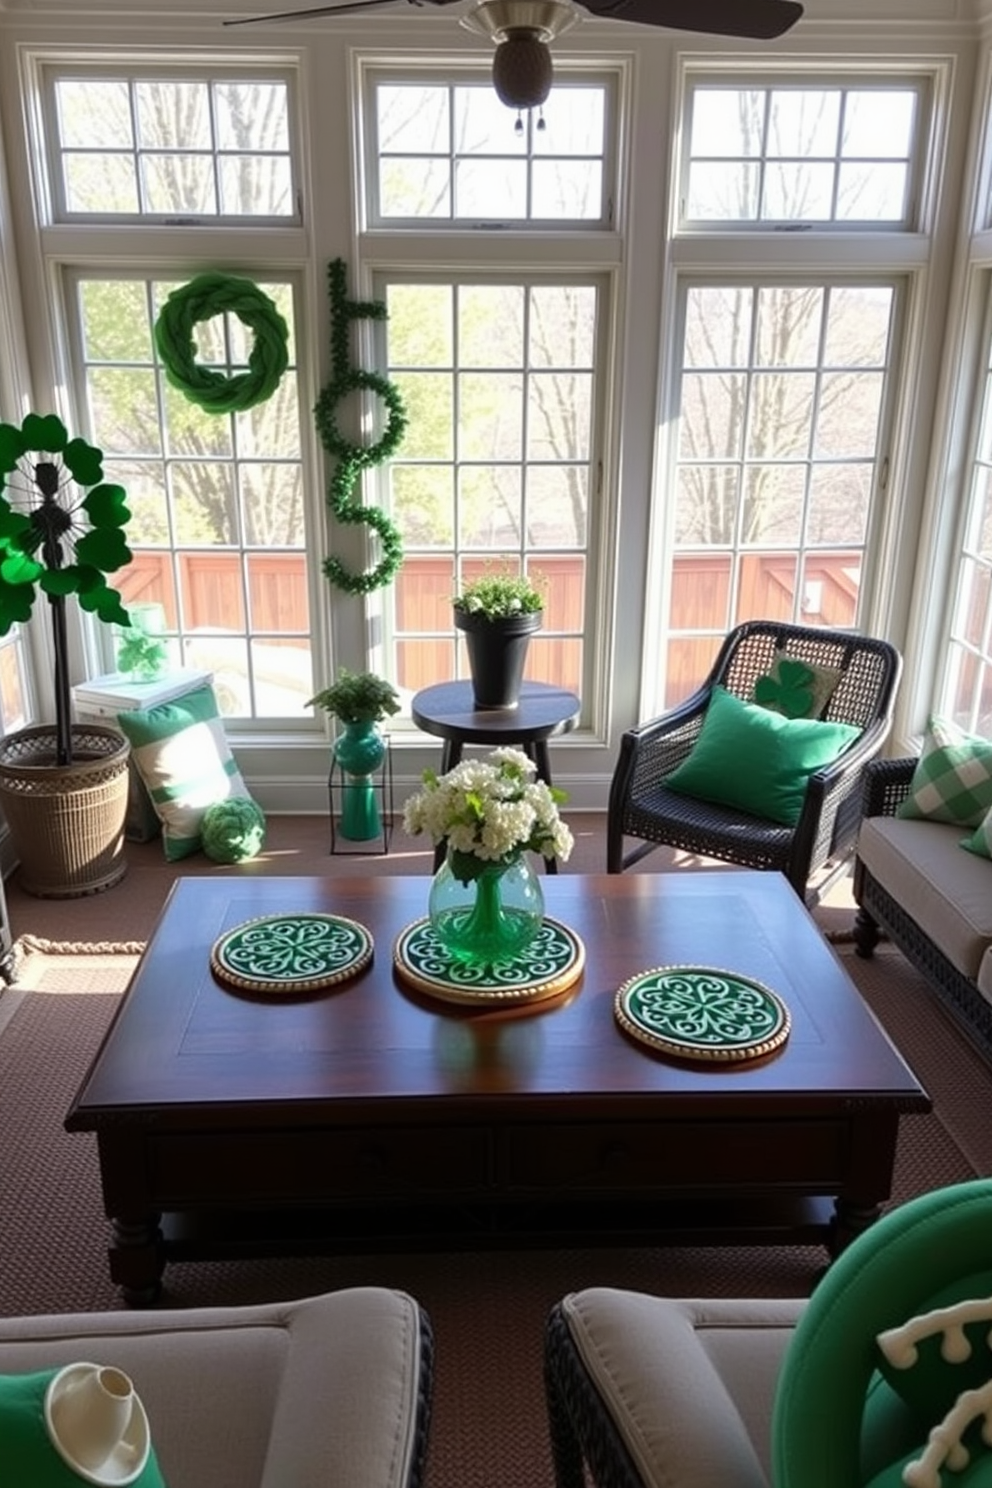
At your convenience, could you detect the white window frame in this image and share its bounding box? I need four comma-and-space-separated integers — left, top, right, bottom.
37, 60, 303, 228
358, 60, 621, 232
639, 55, 950, 721
678, 70, 936, 235
17, 48, 323, 738
353, 51, 629, 741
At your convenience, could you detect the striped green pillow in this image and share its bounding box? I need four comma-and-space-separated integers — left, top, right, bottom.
116, 684, 252, 861
896, 715, 992, 827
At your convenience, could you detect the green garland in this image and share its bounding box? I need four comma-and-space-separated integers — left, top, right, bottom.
313, 259, 406, 595
154, 271, 290, 414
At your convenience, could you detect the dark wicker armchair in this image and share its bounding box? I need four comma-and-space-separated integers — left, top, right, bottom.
607, 620, 902, 900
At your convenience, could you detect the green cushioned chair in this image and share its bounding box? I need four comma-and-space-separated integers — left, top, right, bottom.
606, 619, 902, 901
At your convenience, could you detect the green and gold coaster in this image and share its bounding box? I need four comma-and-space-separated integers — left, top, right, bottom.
394, 916, 584, 1006
615, 965, 790, 1064
211, 912, 373, 994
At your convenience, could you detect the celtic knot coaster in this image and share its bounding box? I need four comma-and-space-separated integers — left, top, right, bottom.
614, 965, 791, 1064
211, 913, 373, 994
393, 916, 585, 1006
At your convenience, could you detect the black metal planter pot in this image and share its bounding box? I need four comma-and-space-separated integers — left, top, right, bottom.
453, 609, 542, 710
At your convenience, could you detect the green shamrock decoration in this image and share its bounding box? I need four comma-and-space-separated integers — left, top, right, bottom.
754, 657, 817, 718
0, 413, 131, 631
0, 412, 132, 765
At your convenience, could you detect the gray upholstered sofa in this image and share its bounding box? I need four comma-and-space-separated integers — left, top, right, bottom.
852, 755, 992, 1061
0, 1288, 433, 1488
544, 1292, 803, 1488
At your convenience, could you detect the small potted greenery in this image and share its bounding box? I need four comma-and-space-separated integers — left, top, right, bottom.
452, 565, 547, 710
307, 669, 400, 841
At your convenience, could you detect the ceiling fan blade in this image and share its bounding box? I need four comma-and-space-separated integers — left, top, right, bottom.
581, 0, 803, 41
224, 0, 460, 26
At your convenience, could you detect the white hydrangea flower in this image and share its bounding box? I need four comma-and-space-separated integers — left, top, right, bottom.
403, 747, 572, 867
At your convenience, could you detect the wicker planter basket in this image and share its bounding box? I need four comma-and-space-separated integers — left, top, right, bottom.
0, 724, 130, 897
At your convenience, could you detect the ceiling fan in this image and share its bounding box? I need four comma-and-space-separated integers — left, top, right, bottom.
224, 0, 804, 112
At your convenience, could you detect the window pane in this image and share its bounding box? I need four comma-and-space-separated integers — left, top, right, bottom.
455, 159, 527, 218
378, 85, 449, 153
64, 154, 138, 213
689, 90, 765, 157
842, 90, 916, 157
142, 154, 216, 215
215, 82, 290, 151
57, 80, 133, 148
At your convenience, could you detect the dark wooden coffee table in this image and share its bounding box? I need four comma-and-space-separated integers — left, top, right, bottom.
66, 871, 928, 1301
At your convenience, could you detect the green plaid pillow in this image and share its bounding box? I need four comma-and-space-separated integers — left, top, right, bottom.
896, 716, 992, 827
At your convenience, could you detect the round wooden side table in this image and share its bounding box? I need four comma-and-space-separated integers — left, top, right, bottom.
410, 679, 581, 873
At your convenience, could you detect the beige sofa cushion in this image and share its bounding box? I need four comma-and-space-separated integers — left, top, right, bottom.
560, 1291, 803, 1488
0, 1288, 426, 1488
857, 816, 992, 980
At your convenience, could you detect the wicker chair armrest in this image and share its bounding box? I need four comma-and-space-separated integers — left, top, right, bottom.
620, 691, 710, 786
860, 756, 917, 818
622, 688, 711, 750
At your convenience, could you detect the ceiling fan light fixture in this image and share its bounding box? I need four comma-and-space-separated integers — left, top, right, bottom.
491, 30, 553, 109
461, 0, 580, 111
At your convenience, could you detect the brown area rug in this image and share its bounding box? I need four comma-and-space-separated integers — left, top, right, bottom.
0, 935, 988, 1488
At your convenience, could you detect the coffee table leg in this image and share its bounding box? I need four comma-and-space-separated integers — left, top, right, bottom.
829, 1195, 884, 1257
108, 1212, 165, 1304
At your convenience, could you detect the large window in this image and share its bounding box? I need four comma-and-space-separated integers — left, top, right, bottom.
29, 61, 310, 722
67, 272, 311, 718
363, 66, 619, 716
382, 275, 600, 697
664, 278, 899, 704
647, 67, 934, 711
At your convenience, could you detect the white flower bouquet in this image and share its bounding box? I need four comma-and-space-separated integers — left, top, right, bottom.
404, 747, 574, 881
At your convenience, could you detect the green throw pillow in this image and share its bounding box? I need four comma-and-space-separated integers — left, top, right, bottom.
896, 715, 992, 827
753, 652, 843, 720
960, 803, 992, 858
116, 683, 255, 862
664, 685, 860, 827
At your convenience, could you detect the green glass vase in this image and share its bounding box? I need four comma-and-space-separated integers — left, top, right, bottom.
333, 721, 386, 841
428, 849, 544, 969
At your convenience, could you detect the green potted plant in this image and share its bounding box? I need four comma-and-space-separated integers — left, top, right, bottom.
0, 412, 134, 897
452, 565, 547, 710
307, 668, 400, 841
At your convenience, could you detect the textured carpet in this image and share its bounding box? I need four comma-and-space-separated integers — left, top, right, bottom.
1, 934, 989, 1488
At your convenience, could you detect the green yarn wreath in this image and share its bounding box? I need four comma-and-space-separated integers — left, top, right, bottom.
313, 259, 406, 595
154, 272, 290, 414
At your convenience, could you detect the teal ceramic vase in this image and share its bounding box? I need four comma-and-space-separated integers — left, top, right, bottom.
333, 721, 386, 840
428, 849, 544, 969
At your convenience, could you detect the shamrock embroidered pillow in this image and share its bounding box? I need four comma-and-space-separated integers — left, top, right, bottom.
896, 715, 992, 827
753, 651, 843, 720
